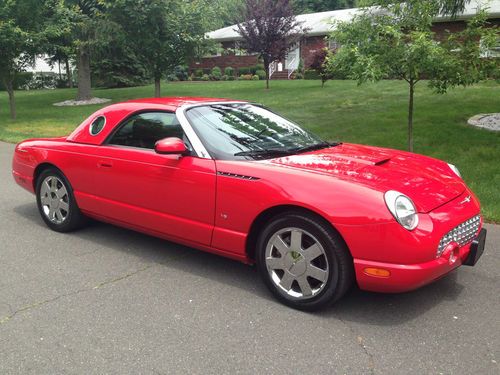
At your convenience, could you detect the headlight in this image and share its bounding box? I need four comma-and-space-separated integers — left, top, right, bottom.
447, 163, 462, 178
384, 190, 419, 230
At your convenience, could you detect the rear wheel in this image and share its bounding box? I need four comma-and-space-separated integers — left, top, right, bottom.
256, 212, 353, 311
36, 168, 87, 232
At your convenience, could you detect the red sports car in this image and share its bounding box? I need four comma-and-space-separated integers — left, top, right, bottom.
12, 97, 486, 310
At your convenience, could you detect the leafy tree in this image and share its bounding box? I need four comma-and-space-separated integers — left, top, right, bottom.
310, 48, 335, 87
0, 0, 56, 119
106, 0, 206, 97
63, 0, 107, 101
44, 3, 76, 89
326, 1, 499, 151
237, 0, 307, 89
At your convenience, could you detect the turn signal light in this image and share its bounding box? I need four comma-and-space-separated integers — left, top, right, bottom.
363, 267, 391, 278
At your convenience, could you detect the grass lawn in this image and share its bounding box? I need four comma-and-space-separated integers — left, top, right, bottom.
0, 80, 499, 222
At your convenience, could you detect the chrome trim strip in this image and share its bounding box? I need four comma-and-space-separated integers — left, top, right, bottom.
89, 115, 106, 136
217, 171, 260, 180
175, 101, 248, 159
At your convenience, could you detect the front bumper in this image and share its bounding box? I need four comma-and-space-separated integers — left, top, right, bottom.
354, 228, 486, 293
337, 189, 485, 293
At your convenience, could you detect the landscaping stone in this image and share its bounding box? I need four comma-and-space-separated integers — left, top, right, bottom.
468, 113, 500, 131
53, 97, 111, 106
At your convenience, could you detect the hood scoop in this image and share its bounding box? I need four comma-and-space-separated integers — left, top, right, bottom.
374, 158, 391, 166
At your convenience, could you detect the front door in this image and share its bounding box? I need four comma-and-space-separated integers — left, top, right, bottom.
86, 111, 216, 246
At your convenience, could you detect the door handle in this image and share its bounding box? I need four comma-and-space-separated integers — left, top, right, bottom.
97, 161, 113, 168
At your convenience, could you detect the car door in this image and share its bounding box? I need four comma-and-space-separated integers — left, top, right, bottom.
85, 111, 217, 246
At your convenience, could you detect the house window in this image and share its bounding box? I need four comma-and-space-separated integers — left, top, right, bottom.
481, 37, 500, 58
328, 40, 341, 51
235, 41, 247, 56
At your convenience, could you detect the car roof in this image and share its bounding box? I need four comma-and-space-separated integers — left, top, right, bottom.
124, 96, 240, 108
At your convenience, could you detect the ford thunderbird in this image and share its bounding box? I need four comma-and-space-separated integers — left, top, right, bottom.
12, 97, 487, 310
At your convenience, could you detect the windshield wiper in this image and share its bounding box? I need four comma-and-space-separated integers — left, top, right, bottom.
289, 141, 341, 154
234, 149, 293, 157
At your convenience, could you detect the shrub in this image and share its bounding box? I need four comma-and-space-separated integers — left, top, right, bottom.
202, 74, 210, 81
221, 75, 229, 81
238, 66, 251, 75
195, 69, 203, 77
228, 75, 235, 81
239, 74, 253, 80
211, 67, 222, 78
255, 63, 265, 71
252, 75, 260, 81
224, 66, 234, 76
203, 68, 211, 75
172, 65, 188, 81
255, 69, 266, 80
304, 69, 321, 80
295, 72, 304, 80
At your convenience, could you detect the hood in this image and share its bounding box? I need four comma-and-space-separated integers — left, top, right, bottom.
265, 143, 466, 213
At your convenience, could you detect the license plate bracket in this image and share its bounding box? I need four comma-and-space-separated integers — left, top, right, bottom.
463, 228, 487, 266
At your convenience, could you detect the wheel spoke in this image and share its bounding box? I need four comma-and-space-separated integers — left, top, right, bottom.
50, 177, 57, 192
290, 230, 302, 251
266, 256, 285, 270
303, 243, 323, 262
306, 265, 328, 283
55, 186, 67, 199
280, 272, 294, 291
48, 208, 56, 221
55, 209, 63, 222
42, 180, 51, 194
297, 276, 313, 296
59, 201, 69, 212
40, 196, 50, 206
272, 236, 289, 257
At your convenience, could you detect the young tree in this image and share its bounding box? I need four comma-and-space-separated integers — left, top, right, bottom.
237, 0, 308, 89
326, 1, 499, 152
107, 0, 206, 97
310, 48, 335, 87
0, 0, 52, 119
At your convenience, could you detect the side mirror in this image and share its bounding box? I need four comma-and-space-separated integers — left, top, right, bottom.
154, 137, 188, 155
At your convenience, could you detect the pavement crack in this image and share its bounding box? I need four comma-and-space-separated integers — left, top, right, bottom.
338, 317, 376, 375
0, 264, 153, 325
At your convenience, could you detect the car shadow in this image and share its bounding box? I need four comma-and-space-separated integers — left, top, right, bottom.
14, 203, 466, 326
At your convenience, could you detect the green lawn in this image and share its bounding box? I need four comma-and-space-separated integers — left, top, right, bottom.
1, 80, 499, 222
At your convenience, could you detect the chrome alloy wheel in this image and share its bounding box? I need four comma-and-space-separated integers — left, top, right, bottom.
265, 227, 330, 299
39, 176, 70, 224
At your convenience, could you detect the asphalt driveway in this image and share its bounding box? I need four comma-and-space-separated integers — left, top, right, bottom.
0, 141, 499, 374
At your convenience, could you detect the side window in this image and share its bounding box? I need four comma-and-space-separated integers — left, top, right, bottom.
108, 112, 192, 151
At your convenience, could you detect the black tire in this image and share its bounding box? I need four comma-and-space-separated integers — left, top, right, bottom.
256, 211, 354, 311
35, 167, 87, 232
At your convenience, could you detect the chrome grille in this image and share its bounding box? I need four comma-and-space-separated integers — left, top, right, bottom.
437, 215, 481, 257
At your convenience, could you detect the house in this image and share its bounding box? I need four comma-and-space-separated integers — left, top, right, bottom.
190, 0, 500, 79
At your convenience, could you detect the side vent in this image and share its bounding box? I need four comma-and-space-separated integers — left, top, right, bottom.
217, 171, 260, 181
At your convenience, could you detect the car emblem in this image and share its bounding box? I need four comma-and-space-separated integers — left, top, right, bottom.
460, 195, 471, 204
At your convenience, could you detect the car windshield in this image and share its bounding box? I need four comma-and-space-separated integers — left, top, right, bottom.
185, 103, 328, 160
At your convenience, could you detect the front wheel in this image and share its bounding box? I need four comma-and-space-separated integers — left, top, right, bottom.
36, 168, 87, 232
256, 212, 353, 311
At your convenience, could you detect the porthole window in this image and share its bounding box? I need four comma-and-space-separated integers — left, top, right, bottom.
89, 116, 106, 136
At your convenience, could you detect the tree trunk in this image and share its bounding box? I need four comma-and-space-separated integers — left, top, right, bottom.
76, 47, 92, 101
58, 59, 62, 82
407, 80, 415, 152
264, 57, 270, 90
65, 58, 73, 88
154, 78, 161, 98
5, 79, 16, 120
